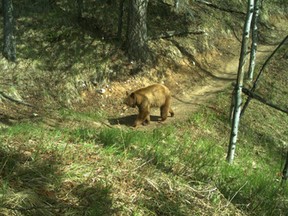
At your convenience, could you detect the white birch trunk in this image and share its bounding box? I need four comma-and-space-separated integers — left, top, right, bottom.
174, 0, 179, 9
226, 0, 254, 164
241, 35, 288, 117
247, 0, 260, 81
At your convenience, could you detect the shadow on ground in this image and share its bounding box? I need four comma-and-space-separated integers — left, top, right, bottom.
108, 114, 162, 127
0, 146, 115, 215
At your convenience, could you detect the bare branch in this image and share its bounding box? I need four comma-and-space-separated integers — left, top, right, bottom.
149, 30, 205, 40
242, 87, 288, 114
0, 91, 34, 107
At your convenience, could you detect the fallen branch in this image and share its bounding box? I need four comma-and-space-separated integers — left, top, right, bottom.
149, 30, 205, 40
0, 203, 86, 211
242, 87, 288, 114
241, 35, 288, 116
226, 181, 248, 207
0, 91, 34, 107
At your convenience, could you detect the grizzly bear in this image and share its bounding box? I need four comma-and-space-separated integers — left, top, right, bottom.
124, 84, 174, 127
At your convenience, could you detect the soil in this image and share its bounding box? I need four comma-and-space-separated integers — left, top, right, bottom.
78, 41, 276, 130
0, 40, 277, 130
0, 17, 286, 130
101, 44, 274, 128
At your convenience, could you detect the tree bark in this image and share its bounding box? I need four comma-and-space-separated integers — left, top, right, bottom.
247, 0, 260, 81
2, 0, 16, 61
76, 0, 83, 20
241, 35, 288, 117
127, 0, 149, 62
174, 0, 179, 9
117, 0, 125, 40
282, 151, 288, 181
227, 0, 254, 164
241, 87, 288, 114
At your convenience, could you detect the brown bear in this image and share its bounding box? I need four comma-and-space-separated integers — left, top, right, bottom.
124, 84, 174, 127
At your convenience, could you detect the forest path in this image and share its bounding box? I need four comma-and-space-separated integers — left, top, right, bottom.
122, 44, 276, 129
0, 44, 275, 130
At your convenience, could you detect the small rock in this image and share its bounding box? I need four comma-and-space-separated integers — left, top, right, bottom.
32, 113, 39, 117
97, 88, 106, 94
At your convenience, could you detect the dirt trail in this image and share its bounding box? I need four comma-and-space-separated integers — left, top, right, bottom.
0, 44, 275, 130
133, 44, 276, 128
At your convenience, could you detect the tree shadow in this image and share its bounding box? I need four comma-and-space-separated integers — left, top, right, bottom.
13, 0, 122, 80
71, 184, 115, 215
138, 191, 188, 216
243, 126, 286, 160
0, 147, 62, 214
0, 114, 14, 126
0, 145, 115, 215
10, 0, 197, 80
168, 39, 236, 81
0, 104, 44, 128
108, 114, 160, 127
148, 0, 195, 38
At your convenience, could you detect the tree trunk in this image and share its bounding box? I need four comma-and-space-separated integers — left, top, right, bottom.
76, 0, 83, 20
247, 0, 260, 81
282, 151, 288, 181
127, 0, 149, 62
2, 0, 16, 61
226, 0, 254, 164
241, 35, 288, 117
117, 0, 125, 40
174, 0, 179, 9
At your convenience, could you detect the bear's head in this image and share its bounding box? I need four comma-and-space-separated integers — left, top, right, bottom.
124, 92, 137, 108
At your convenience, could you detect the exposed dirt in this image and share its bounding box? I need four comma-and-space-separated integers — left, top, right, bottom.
1, 14, 286, 130
100, 42, 276, 130
0, 39, 277, 131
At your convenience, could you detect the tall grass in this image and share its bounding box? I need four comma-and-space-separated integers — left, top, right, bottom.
0, 0, 287, 214
1, 95, 288, 215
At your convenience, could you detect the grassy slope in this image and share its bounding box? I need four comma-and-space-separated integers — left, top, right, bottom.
1, 0, 288, 215
2, 69, 288, 215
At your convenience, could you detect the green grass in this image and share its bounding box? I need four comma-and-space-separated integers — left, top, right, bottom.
0, 0, 287, 215
2, 64, 288, 214
1, 93, 288, 215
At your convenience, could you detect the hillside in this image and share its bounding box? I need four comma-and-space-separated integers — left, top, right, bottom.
1, 0, 288, 215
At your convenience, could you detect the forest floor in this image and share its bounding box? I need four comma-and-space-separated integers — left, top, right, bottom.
66, 40, 277, 131
0, 39, 280, 131
0, 5, 287, 215
0, 13, 287, 131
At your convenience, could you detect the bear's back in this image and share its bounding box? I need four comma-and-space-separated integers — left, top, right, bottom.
134, 84, 170, 107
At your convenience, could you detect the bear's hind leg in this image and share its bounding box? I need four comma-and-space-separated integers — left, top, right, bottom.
169, 107, 174, 117
142, 114, 150, 125
160, 105, 169, 121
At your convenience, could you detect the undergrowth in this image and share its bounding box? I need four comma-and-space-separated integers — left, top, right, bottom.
1, 89, 288, 215
0, 0, 287, 215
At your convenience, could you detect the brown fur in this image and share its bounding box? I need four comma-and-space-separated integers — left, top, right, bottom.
124, 84, 174, 127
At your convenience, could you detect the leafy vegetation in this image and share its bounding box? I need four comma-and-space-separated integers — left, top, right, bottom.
1, 78, 288, 215
1, 0, 288, 215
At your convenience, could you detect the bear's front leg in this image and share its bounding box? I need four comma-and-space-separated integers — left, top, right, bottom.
133, 107, 150, 127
